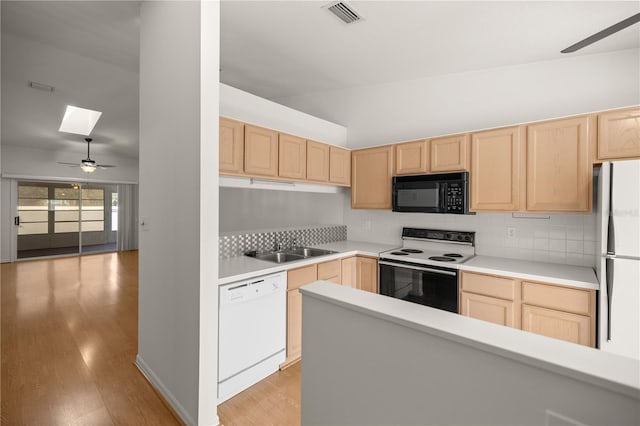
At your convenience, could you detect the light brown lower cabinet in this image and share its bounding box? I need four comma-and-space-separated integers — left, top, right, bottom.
282, 264, 317, 369
521, 304, 592, 347
460, 271, 595, 347
460, 292, 517, 328
318, 259, 341, 284
341, 256, 378, 293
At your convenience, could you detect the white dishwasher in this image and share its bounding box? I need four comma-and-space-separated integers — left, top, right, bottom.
218, 271, 286, 403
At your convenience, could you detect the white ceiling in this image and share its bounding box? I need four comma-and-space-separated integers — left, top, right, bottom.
2, 1, 639, 160
221, 1, 640, 100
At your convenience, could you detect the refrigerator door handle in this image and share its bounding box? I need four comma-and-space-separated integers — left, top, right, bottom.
605, 257, 614, 341
606, 164, 615, 255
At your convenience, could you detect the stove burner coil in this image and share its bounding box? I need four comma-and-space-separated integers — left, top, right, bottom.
391, 251, 410, 255
401, 249, 423, 253
443, 253, 463, 258
428, 256, 457, 262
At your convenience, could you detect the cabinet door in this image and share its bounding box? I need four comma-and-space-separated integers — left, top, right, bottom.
244, 124, 279, 177
318, 259, 341, 284
329, 146, 351, 186
283, 264, 318, 368
460, 292, 517, 328
278, 133, 306, 180
430, 134, 469, 172
526, 116, 592, 212
522, 304, 592, 347
351, 146, 394, 209
341, 257, 357, 288
306, 141, 330, 182
286, 289, 302, 362
219, 117, 244, 174
356, 256, 378, 293
598, 108, 640, 160
470, 127, 525, 211
395, 140, 428, 175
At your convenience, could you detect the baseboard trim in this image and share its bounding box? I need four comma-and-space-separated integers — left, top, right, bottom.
135, 355, 195, 426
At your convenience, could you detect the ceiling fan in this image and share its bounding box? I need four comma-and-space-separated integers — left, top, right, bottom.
57, 138, 115, 173
561, 12, 640, 53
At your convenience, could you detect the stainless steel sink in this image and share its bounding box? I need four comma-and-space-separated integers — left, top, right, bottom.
244, 246, 337, 264
286, 247, 337, 257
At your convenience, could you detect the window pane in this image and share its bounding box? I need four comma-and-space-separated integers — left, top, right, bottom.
52, 199, 79, 210
55, 222, 79, 233
54, 188, 79, 200
55, 211, 79, 221
18, 186, 48, 199
82, 211, 104, 221
82, 221, 104, 232
19, 210, 48, 222
19, 222, 48, 235
18, 199, 48, 209
82, 199, 104, 208
82, 189, 104, 200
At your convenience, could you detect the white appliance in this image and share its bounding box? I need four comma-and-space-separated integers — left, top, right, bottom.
597, 160, 640, 360
218, 271, 286, 403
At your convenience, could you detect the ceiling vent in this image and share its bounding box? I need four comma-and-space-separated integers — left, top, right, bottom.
325, 1, 363, 24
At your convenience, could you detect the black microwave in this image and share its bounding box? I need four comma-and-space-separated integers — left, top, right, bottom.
392, 172, 472, 214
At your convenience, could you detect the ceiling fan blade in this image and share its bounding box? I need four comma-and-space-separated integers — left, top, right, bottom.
97, 164, 116, 169
561, 12, 640, 53
57, 162, 80, 167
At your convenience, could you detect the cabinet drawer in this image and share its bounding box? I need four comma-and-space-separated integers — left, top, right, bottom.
318, 259, 341, 284
521, 281, 592, 316
287, 264, 318, 291
461, 272, 517, 300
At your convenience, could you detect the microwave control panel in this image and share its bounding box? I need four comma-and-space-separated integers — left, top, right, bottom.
446, 183, 465, 213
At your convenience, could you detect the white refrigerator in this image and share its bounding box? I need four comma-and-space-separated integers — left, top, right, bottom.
596, 160, 640, 360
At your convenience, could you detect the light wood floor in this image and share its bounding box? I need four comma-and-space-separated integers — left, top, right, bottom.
1, 251, 180, 425
217, 362, 301, 426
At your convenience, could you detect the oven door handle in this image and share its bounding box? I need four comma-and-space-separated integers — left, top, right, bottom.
378, 261, 457, 276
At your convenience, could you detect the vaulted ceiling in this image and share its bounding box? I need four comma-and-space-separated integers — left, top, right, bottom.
2, 1, 639, 160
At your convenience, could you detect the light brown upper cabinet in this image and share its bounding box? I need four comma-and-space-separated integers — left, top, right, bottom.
219, 117, 244, 174
278, 133, 306, 180
244, 124, 279, 177
329, 146, 351, 186
526, 116, 592, 212
306, 141, 330, 182
597, 107, 640, 161
470, 126, 526, 212
395, 140, 429, 175
430, 134, 470, 172
351, 145, 394, 209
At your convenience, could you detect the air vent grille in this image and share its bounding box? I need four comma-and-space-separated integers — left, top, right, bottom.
326, 1, 362, 24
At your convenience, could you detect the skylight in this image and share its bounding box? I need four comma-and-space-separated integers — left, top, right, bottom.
58, 105, 102, 136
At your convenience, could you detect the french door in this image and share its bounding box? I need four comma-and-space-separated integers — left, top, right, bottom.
16, 181, 118, 259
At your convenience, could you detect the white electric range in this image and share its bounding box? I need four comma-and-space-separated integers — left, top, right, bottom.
378, 228, 476, 313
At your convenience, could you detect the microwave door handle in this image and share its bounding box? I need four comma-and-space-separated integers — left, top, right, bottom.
440, 184, 447, 212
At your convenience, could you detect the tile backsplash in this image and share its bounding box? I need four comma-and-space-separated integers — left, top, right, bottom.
219, 225, 347, 258
344, 201, 598, 268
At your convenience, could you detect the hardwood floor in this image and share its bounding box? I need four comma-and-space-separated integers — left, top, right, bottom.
218, 362, 301, 426
1, 251, 180, 425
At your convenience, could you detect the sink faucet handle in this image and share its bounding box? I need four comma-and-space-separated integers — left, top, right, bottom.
291, 237, 299, 248
274, 239, 282, 251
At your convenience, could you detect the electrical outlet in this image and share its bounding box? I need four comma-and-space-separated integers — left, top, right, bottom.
362, 220, 372, 230
506, 227, 516, 240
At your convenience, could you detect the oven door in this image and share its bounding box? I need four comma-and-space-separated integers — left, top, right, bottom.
392, 178, 446, 213
379, 260, 458, 313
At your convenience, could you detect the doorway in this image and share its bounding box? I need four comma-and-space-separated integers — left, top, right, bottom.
16, 180, 118, 259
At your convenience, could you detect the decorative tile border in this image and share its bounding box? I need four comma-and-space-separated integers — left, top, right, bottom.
219, 225, 347, 258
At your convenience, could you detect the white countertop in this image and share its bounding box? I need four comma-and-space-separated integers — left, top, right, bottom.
460, 255, 599, 290
218, 240, 396, 285
300, 281, 639, 399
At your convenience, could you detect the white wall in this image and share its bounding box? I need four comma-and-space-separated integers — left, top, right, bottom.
301, 283, 640, 425
219, 187, 345, 233
220, 83, 347, 147
137, 2, 218, 425
1, 145, 138, 184
277, 49, 640, 149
